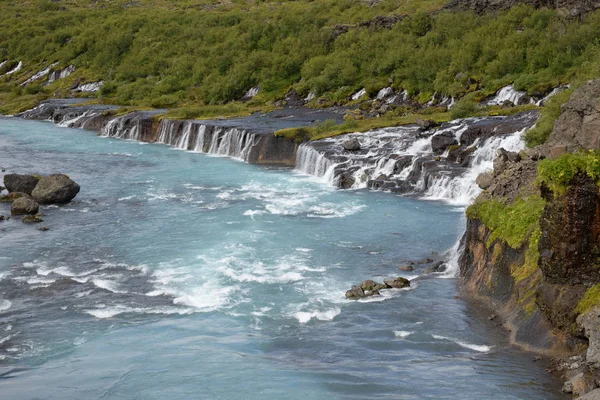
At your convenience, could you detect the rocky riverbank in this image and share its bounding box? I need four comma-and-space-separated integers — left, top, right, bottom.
459, 79, 600, 398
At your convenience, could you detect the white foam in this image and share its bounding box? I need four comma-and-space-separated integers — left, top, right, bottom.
294, 307, 340, 324
394, 330, 414, 338
432, 334, 491, 352
0, 300, 12, 312
85, 305, 194, 319
92, 278, 123, 293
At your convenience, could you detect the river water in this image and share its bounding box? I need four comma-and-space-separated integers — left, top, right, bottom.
0, 118, 565, 399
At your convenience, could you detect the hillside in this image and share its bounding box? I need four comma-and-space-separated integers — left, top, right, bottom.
1, 0, 600, 124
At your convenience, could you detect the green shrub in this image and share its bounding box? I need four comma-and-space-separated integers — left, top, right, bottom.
525, 87, 574, 147
538, 150, 600, 195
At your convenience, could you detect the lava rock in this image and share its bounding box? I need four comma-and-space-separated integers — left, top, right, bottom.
38, 226, 50, 231
342, 138, 361, 151
338, 172, 356, 189
31, 174, 80, 204
425, 261, 446, 273
384, 277, 410, 289
3, 174, 40, 195
399, 265, 414, 271
11, 196, 39, 215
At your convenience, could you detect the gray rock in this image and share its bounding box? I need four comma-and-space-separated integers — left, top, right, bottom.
345, 285, 365, 299
399, 265, 414, 271
579, 389, 600, 400
360, 280, 386, 291
343, 138, 361, 151
11, 197, 39, 215
0, 192, 27, 203
384, 277, 410, 289
416, 118, 437, 130
4, 174, 40, 195
476, 173, 494, 190
425, 261, 446, 273
22, 215, 44, 223
31, 174, 80, 204
431, 132, 457, 153
577, 306, 600, 363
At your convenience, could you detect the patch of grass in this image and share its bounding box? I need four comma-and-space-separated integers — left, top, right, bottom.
524, 87, 575, 147
512, 226, 541, 283
538, 150, 600, 195
275, 111, 452, 142
161, 103, 275, 120
466, 196, 546, 249
576, 284, 600, 314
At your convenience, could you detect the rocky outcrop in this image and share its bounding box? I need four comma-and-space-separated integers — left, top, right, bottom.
4, 174, 39, 195
460, 79, 600, 397
345, 277, 410, 299
32, 174, 80, 204
544, 80, 600, 157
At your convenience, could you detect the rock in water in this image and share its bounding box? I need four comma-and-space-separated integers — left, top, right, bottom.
384, 277, 410, 289
345, 285, 365, 299
0, 192, 27, 202
360, 280, 386, 291
32, 174, 80, 204
22, 215, 44, 223
342, 138, 361, 151
4, 174, 39, 195
11, 197, 39, 215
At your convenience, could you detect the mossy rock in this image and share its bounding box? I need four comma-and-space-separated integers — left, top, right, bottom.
22, 215, 44, 223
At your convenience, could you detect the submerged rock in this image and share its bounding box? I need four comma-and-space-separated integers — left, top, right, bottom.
399, 265, 414, 271
11, 196, 39, 215
32, 174, 80, 204
4, 174, 39, 195
22, 215, 44, 223
345, 285, 365, 299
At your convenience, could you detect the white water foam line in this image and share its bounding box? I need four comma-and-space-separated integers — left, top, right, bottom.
432, 334, 491, 352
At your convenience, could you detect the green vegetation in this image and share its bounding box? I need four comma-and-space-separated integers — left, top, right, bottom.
1, 1, 600, 118
275, 111, 451, 142
512, 227, 541, 283
538, 150, 600, 195
576, 284, 600, 314
524, 88, 574, 147
466, 196, 546, 248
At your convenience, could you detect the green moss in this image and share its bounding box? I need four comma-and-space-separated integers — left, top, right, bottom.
466, 196, 545, 249
275, 111, 452, 142
512, 226, 541, 283
576, 284, 600, 314
538, 150, 600, 195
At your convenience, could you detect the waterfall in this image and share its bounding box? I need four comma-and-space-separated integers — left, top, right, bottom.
294, 113, 535, 205
487, 85, 534, 106
193, 125, 207, 152
215, 128, 255, 160
422, 128, 525, 205
157, 120, 177, 145
175, 122, 193, 150
101, 115, 141, 140
57, 110, 98, 128
296, 143, 335, 178
3, 61, 22, 76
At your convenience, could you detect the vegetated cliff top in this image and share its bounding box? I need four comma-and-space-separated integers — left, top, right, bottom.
1, 0, 600, 117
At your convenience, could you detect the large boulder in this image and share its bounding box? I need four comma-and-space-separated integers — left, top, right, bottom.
342, 138, 361, 151
31, 174, 80, 204
431, 132, 457, 154
11, 197, 39, 215
4, 174, 39, 195
545, 80, 600, 156
384, 277, 411, 289
0, 192, 27, 202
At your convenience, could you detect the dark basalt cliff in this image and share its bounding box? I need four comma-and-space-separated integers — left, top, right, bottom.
460, 80, 600, 397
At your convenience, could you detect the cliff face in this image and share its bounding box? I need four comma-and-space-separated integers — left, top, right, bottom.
460, 80, 600, 396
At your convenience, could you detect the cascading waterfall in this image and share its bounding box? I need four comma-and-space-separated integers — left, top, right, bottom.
175, 122, 193, 150
102, 115, 141, 140
422, 128, 526, 205
295, 114, 535, 207
193, 125, 207, 152
57, 110, 99, 128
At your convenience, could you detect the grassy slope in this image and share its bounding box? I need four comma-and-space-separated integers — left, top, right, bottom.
1, 0, 600, 123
